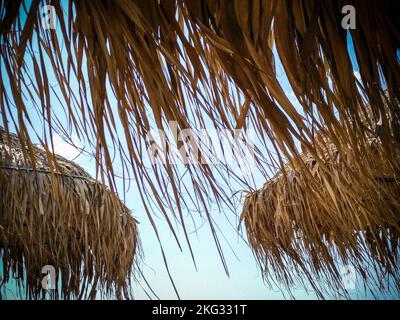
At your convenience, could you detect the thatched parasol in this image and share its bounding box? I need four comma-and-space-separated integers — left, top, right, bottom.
0, 128, 139, 299
240, 131, 400, 298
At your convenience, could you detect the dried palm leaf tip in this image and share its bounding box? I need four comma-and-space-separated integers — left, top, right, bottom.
0, 128, 139, 299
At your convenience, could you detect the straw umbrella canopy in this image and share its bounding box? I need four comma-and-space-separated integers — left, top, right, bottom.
0, 128, 139, 299
240, 129, 400, 298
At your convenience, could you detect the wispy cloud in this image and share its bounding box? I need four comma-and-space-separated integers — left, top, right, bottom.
51, 134, 82, 161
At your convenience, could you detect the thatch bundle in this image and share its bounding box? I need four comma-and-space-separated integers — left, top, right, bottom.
240, 131, 400, 297
0, 128, 139, 299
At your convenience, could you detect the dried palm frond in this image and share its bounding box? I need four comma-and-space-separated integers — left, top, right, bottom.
0, 128, 139, 299
0, 0, 399, 297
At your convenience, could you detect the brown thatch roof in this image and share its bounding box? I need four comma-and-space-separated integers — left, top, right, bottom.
0, 128, 139, 299
240, 132, 400, 298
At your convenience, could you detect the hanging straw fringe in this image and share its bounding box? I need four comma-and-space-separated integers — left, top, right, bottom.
0, 129, 139, 299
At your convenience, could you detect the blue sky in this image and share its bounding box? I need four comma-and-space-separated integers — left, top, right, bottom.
1, 1, 398, 300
